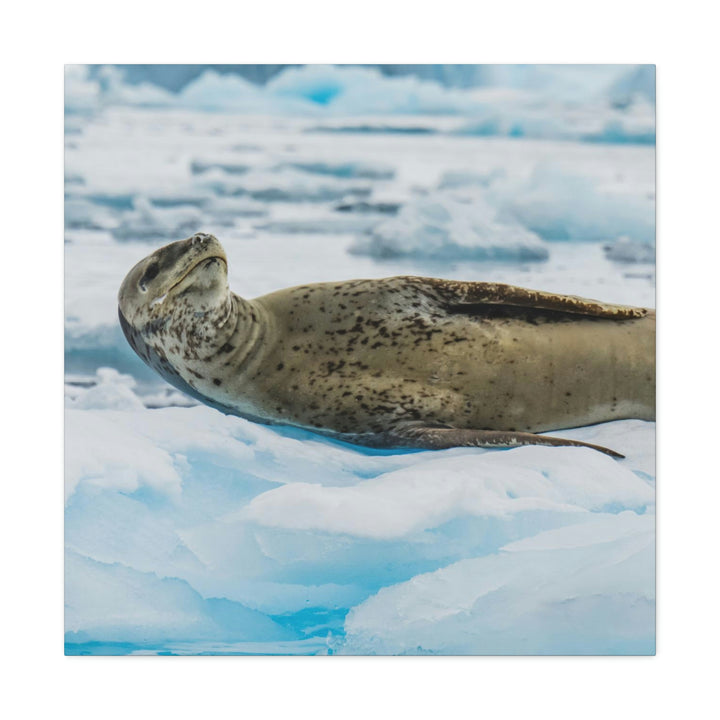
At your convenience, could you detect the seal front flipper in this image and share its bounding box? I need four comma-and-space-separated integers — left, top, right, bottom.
387, 425, 625, 459
409, 277, 649, 320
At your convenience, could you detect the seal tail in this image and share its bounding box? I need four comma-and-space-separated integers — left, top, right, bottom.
388, 426, 624, 458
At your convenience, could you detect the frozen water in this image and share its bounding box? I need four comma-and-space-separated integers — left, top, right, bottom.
64, 67, 655, 654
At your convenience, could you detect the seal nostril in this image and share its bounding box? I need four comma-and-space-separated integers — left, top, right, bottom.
192, 233, 209, 245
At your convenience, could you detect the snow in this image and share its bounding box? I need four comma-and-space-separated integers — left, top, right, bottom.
64, 65, 655, 655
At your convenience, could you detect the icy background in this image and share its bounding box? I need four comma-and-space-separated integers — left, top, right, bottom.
64, 64, 655, 655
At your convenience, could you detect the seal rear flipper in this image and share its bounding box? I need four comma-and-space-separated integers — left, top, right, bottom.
409, 277, 649, 320
388, 425, 625, 458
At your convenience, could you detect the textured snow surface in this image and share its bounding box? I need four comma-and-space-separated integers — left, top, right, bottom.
64, 66, 655, 654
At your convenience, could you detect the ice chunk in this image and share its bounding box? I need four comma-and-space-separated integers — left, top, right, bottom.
95, 65, 174, 108
258, 217, 379, 235
64, 197, 117, 230
65, 65, 100, 114
67, 367, 145, 411
197, 167, 372, 203
495, 165, 655, 244
266, 65, 484, 115
342, 511, 655, 655
349, 191, 549, 262
280, 160, 395, 180
334, 200, 401, 215
190, 157, 251, 175
178, 71, 289, 113
438, 168, 504, 190
65, 551, 296, 646
309, 123, 439, 135
111, 196, 203, 241
203, 195, 268, 221
608, 65, 656, 107
604, 237, 655, 263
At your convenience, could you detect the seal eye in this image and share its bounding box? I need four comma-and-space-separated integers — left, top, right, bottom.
139, 262, 160, 292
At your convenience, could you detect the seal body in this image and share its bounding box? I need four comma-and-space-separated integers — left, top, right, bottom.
119, 234, 655, 456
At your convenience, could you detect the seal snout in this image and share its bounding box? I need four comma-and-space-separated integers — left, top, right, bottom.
191, 232, 214, 246
185, 232, 226, 266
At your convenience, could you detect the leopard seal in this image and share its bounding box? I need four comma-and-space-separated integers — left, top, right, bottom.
118, 233, 655, 457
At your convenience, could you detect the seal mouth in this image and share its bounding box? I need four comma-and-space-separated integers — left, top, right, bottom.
165, 255, 227, 295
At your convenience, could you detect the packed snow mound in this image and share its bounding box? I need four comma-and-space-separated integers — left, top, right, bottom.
343, 511, 654, 655
349, 192, 549, 262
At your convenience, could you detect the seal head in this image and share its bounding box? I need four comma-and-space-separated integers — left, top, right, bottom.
118, 233, 243, 412
119, 232, 228, 327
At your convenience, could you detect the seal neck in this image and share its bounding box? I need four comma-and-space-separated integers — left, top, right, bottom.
182, 292, 270, 376
225, 293, 270, 371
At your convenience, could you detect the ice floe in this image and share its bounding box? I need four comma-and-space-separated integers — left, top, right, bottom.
65, 373, 655, 653
349, 191, 549, 261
